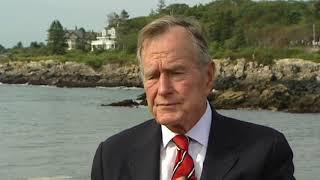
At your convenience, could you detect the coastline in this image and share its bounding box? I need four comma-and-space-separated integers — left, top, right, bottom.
0, 58, 319, 113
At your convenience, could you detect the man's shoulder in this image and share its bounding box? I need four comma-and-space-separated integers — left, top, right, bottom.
211, 114, 295, 179
100, 119, 158, 151
91, 119, 160, 178
216, 113, 286, 144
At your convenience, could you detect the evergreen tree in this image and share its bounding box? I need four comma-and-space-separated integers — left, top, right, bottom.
120, 9, 130, 20
224, 27, 246, 50
208, 11, 234, 43
107, 12, 120, 27
157, 0, 166, 13
165, 3, 189, 15
314, 0, 320, 17
47, 20, 67, 55
30, 41, 41, 48
234, 27, 246, 48
75, 27, 88, 51
149, 9, 156, 16
0, 44, 6, 54
13, 41, 23, 49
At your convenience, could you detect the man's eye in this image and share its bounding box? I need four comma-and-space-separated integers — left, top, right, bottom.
145, 74, 158, 80
172, 71, 183, 75
147, 76, 155, 80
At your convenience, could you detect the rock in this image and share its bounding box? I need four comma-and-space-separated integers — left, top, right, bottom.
259, 84, 290, 111
273, 59, 320, 81
101, 99, 139, 107
212, 90, 246, 109
0, 60, 142, 87
1, 59, 319, 112
233, 58, 246, 78
136, 93, 147, 105
246, 64, 273, 83
289, 94, 320, 113
214, 76, 240, 90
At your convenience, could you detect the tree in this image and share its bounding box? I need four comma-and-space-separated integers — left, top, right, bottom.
75, 27, 91, 51
0, 44, 6, 54
157, 0, 166, 13
30, 41, 41, 48
314, 0, 320, 17
13, 41, 23, 49
287, 11, 301, 24
233, 27, 246, 48
107, 12, 120, 27
120, 9, 130, 21
208, 11, 235, 43
149, 9, 157, 16
47, 20, 67, 55
114, 16, 148, 52
165, 3, 189, 15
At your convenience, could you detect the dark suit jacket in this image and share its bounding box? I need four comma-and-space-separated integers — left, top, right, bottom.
91, 108, 295, 180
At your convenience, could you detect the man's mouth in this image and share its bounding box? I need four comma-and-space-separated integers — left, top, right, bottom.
156, 103, 179, 106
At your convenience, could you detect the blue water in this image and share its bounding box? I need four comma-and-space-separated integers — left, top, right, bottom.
0, 84, 319, 180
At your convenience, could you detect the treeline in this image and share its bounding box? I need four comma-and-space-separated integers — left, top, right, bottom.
112, 0, 320, 64
0, 10, 135, 67
0, 20, 67, 58
1, 0, 320, 66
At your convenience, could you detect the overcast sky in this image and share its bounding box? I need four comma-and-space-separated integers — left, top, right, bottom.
0, 0, 212, 48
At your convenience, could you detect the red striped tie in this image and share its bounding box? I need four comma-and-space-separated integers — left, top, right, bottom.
172, 135, 196, 180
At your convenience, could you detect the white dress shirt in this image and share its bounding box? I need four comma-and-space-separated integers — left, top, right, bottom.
160, 101, 212, 180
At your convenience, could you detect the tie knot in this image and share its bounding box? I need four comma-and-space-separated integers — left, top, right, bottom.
172, 135, 189, 151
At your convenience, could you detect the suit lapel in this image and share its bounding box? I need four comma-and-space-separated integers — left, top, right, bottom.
128, 120, 162, 180
126, 106, 240, 180
200, 108, 240, 180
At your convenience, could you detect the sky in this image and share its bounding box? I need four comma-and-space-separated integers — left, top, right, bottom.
0, 0, 212, 48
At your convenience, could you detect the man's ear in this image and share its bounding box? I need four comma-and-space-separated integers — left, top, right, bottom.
205, 61, 216, 95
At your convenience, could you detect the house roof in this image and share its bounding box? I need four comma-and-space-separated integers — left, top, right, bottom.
65, 29, 98, 40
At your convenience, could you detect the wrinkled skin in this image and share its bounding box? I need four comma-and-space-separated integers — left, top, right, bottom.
141, 26, 214, 134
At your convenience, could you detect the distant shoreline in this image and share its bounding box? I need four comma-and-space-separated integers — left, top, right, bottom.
0, 59, 319, 113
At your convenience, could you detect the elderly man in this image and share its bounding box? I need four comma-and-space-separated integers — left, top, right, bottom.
91, 16, 295, 180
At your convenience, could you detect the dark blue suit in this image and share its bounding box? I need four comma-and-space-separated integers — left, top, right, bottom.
91, 107, 295, 180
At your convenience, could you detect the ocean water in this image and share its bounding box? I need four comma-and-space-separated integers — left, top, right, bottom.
0, 84, 319, 180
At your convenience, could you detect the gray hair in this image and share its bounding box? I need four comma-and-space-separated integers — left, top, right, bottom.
137, 15, 211, 76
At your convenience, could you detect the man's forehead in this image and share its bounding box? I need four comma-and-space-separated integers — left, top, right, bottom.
148, 50, 170, 57
143, 50, 193, 64
142, 42, 194, 60
146, 50, 183, 59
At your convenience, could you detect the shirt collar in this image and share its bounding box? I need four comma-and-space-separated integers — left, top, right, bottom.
161, 101, 212, 149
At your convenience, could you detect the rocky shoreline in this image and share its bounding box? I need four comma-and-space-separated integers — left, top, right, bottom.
1, 59, 319, 113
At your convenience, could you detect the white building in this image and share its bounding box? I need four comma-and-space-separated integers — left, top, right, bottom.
91, 27, 116, 51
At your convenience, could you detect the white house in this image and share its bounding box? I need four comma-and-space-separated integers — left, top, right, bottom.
91, 27, 116, 51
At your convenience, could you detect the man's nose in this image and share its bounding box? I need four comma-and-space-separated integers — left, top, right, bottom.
158, 73, 173, 95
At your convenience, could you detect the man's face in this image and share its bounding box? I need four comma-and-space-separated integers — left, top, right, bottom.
141, 26, 214, 133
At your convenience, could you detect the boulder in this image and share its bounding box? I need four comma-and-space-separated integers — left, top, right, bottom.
101, 99, 139, 107
259, 84, 290, 111
212, 90, 246, 109
289, 94, 320, 113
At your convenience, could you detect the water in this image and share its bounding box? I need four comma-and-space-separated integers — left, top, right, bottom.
0, 84, 319, 180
